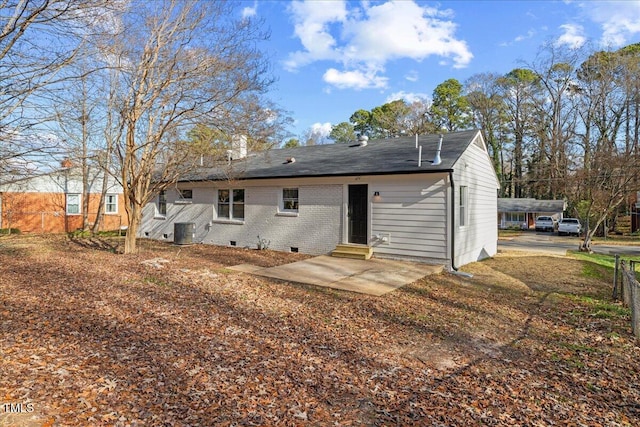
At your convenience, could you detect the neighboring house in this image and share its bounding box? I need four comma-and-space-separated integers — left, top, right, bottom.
497, 198, 566, 229
140, 129, 500, 269
0, 165, 125, 233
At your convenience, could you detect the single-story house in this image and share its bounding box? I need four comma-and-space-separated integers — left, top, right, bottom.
140, 129, 500, 270
0, 163, 126, 233
497, 198, 566, 229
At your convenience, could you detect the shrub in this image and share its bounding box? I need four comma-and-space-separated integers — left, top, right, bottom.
0, 228, 21, 235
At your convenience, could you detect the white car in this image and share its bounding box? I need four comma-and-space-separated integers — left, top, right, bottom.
557, 218, 582, 236
534, 216, 556, 232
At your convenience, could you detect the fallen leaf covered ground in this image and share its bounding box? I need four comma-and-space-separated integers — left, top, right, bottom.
1, 235, 639, 426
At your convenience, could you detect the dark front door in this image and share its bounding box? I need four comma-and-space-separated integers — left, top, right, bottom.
348, 184, 368, 244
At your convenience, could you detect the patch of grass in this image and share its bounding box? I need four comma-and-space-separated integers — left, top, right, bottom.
498, 229, 524, 238
145, 275, 172, 287
68, 229, 124, 238
592, 302, 630, 319
569, 251, 618, 269
96, 230, 126, 237
581, 262, 610, 280
0, 228, 21, 235
559, 342, 597, 353
568, 295, 630, 319
568, 251, 619, 281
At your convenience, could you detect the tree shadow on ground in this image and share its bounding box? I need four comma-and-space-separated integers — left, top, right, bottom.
68, 236, 122, 253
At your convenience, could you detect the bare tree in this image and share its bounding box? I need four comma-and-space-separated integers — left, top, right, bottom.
404, 98, 437, 137
573, 150, 640, 251
102, 0, 275, 253
525, 45, 582, 200
465, 72, 508, 194
0, 0, 111, 182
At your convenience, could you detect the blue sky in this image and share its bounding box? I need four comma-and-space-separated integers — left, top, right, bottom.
239, 0, 640, 142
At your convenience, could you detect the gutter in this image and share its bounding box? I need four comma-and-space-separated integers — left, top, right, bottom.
449, 170, 457, 271
178, 168, 455, 183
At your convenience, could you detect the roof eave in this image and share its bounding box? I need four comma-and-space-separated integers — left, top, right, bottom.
178, 168, 454, 183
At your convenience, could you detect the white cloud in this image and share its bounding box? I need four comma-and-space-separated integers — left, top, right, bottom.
583, 1, 640, 47
305, 122, 333, 144
385, 91, 430, 104
310, 122, 332, 137
242, 2, 258, 19
500, 29, 536, 47
515, 30, 536, 42
323, 68, 388, 90
404, 70, 419, 82
283, 0, 348, 70
285, 0, 472, 89
556, 23, 586, 49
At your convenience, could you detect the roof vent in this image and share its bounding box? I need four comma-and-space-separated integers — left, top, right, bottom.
286, 157, 296, 164
432, 134, 443, 166
358, 134, 368, 146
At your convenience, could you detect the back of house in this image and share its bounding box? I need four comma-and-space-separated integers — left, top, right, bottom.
140, 130, 499, 269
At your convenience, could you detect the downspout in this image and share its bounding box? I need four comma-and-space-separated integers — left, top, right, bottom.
450, 171, 457, 271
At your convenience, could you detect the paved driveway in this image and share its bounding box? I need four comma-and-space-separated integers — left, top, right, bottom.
230, 255, 444, 296
499, 232, 640, 257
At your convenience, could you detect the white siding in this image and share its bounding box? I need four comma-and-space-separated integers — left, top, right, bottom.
452, 134, 499, 267
0, 169, 121, 194
368, 175, 449, 262
140, 174, 451, 262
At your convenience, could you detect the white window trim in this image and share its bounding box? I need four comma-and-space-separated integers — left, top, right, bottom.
175, 188, 193, 204
277, 187, 299, 217
459, 185, 468, 227
155, 190, 167, 219
215, 188, 245, 223
105, 194, 118, 214
66, 193, 81, 215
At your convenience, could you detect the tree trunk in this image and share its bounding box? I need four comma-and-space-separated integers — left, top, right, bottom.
124, 204, 140, 254
579, 228, 593, 252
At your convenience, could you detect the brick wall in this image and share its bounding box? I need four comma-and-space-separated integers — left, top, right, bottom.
141, 184, 343, 255
0, 192, 126, 233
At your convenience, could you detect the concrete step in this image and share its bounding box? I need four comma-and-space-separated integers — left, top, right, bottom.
331, 244, 373, 260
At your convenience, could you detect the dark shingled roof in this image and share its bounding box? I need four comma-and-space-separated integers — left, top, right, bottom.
179, 129, 481, 182
498, 198, 566, 213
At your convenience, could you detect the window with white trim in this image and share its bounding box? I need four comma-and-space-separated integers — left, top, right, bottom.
505, 212, 524, 223
105, 194, 118, 214
157, 190, 167, 216
281, 188, 299, 212
459, 186, 468, 227
217, 189, 244, 220
177, 189, 193, 200
66, 194, 81, 215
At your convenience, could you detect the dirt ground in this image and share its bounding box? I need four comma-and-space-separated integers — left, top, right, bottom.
1, 235, 638, 426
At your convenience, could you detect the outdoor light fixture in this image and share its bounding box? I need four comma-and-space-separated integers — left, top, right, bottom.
372, 191, 382, 203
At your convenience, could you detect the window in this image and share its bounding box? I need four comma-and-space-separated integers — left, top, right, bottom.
66, 194, 81, 215
105, 194, 118, 214
157, 190, 167, 216
281, 188, 299, 212
506, 212, 524, 222
459, 186, 468, 227
177, 189, 193, 200
217, 189, 244, 220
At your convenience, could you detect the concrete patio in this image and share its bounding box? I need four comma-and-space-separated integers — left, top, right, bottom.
230, 255, 444, 296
